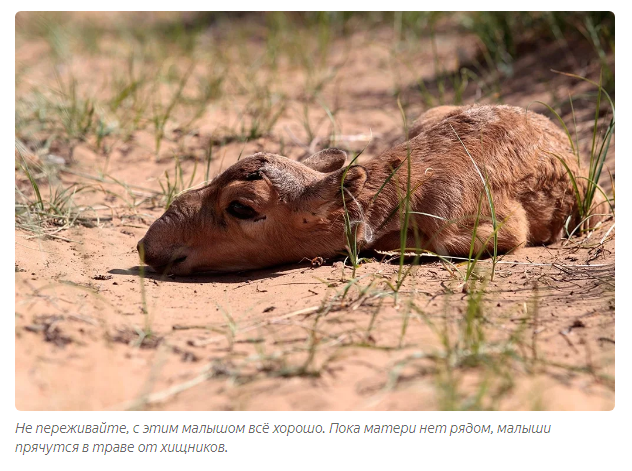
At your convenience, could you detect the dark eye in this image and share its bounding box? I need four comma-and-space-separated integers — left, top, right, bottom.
245, 171, 262, 181
227, 201, 258, 220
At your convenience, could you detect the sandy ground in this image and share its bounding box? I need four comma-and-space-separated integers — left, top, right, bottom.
15, 14, 615, 410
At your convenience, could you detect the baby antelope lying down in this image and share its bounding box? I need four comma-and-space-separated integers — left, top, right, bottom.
138, 104, 605, 275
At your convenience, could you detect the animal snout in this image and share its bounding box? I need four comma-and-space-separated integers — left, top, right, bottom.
136, 237, 167, 269
136, 238, 149, 260
137, 238, 153, 264
137, 237, 189, 272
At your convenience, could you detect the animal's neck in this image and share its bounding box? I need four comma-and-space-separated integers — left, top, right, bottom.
352, 144, 424, 248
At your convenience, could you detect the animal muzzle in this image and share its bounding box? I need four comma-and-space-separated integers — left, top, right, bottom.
136, 237, 185, 272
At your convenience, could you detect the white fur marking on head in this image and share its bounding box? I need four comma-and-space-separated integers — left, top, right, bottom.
261, 163, 306, 201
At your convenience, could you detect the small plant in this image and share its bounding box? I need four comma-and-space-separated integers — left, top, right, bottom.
534, 70, 614, 236
449, 123, 500, 280
151, 63, 195, 157
340, 144, 373, 278
394, 98, 421, 290
54, 72, 96, 140
158, 156, 198, 209
15, 148, 96, 238
340, 157, 365, 278
235, 91, 286, 142
136, 243, 153, 339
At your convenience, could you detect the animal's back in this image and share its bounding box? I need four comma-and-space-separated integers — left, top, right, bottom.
437, 105, 581, 244
368, 105, 586, 253
414, 105, 576, 189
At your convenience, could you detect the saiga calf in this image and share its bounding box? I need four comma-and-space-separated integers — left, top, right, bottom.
138, 105, 605, 274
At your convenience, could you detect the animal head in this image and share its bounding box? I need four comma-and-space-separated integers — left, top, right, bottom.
137, 149, 368, 274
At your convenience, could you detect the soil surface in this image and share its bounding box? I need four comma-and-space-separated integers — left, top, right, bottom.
15, 13, 615, 410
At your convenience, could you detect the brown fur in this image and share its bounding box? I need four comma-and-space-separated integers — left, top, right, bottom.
138, 105, 605, 274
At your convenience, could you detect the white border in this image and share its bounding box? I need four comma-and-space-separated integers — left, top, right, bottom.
7, 3, 628, 468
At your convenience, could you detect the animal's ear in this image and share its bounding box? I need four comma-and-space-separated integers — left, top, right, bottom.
335, 165, 368, 196
302, 148, 347, 173
298, 165, 368, 211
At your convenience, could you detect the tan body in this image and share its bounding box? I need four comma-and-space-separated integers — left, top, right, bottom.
139, 105, 599, 274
